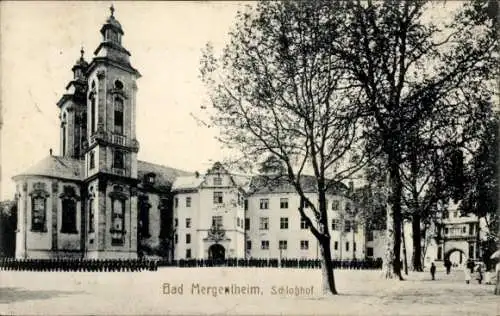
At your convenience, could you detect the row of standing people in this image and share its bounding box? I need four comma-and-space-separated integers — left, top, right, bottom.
0, 258, 159, 272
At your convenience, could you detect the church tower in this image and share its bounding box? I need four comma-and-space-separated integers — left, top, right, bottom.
57, 48, 89, 159
83, 6, 141, 258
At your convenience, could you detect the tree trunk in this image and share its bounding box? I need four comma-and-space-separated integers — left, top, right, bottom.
389, 163, 404, 280
319, 238, 338, 295
402, 223, 408, 275
412, 213, 423, 271
495, 270, 500, 295
382, 173, 395, 279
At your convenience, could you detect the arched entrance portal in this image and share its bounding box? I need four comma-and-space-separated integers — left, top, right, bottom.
445, 248, 466, 267
208, 244, 225, 261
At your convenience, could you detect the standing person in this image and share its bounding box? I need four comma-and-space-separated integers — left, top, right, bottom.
464, 264, 472, 284
475, 263, 483, 284
445, 259, 452, 274
430, 262, 436, 280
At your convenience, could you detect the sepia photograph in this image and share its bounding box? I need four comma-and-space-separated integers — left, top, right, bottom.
0, 1, 498, 315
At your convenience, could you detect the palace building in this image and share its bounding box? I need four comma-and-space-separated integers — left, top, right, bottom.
11, 6, 385, 262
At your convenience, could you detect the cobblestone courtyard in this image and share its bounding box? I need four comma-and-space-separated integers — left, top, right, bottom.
1, 268, 498, 315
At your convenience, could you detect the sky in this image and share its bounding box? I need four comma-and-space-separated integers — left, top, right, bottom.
0, 1, 470, 201
0, 1, 248, 200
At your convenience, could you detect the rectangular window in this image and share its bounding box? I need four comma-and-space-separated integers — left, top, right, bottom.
113, 150, 124, 169
213, 192, 223, 204
331, 219, 340, 231
353, 242, 357, 252
280, 217, 289, 229
245, 218, 250, 230
261, 240, 269, 250
212, 215, 223, 229
174, 198, 178, 208
300, 240, 309, 250
279, 240, 287, 250
352, 222, 358, 233
213, 177, 222, 186
367, 247, 374, 257
300, 217, 309, 229
280, 198, 288, 209
469, 223, 474, 235
138, 196, 150, 237
367, 230, 374, 241
186, 218, 191, 228
246, 240, 252, 250
244, 199, 248, 211
259, 217, 269, 230
174, 234, 178, 244
186, 234, 191, 244
334, 241, 338, 250
462, 226, 466, 234
344, 220, 351, 233
186, 248, 191, 259
332, 200, 340, 210
346, 242, 350, 251
174, 218, 178, 227
437, 246, 442, 260
186, 197, 191, 207
260, 199, 269, 209
444, 227, 449, 235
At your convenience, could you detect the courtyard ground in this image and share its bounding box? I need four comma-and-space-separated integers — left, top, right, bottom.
0, 267, 498, 315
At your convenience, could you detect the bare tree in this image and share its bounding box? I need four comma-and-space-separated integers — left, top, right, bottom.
200, 2, 370, 295
332, 0, 497, 279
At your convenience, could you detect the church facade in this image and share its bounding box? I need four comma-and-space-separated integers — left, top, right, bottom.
13, 7, 190, 259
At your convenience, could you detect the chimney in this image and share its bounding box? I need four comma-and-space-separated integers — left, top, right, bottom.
49, 148, 53, 156
195, 171, 200, 178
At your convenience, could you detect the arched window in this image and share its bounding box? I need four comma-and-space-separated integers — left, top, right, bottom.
89, 151, 95, 170
90, 93, 96, 134
61, 198, 77, 234
114, 97, 124, 134
62, 123, 66, 156
89, 81, 97, 134
32, 197, 46, 232
30, 182, 49, 232
111, 199, 125, 246
88, 199, 95, 233
62, 112, 67, 156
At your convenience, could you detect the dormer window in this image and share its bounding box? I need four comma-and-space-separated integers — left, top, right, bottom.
145, 173, 156, 185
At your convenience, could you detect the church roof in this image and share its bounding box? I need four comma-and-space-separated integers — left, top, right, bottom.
137, 160, 192, 192
13, 155, 83, 181
13, 156, 192, 189
248, 174, 348, 195
171, 176, 205, 191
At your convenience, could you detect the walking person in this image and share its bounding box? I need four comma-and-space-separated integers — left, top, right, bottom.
430, 262, 436, 280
